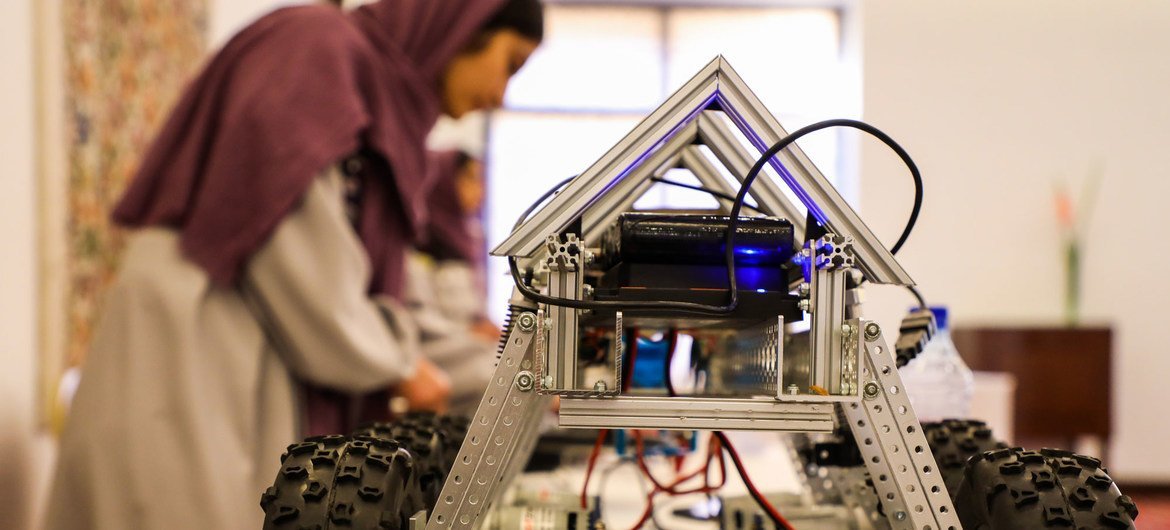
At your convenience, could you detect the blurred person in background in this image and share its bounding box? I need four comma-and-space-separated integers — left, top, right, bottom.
405, 150, 500, 416
45, 0, 542, 529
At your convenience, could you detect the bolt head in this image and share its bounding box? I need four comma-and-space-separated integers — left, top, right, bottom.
517, 312, 537, 332
863, 382, 881, 400
798, 300, 811, 312
515, 371, 535, 391
864, 322, 881, 340
894, 511, 907, 521
786, 384, 800, 395
593, 380, 608, 392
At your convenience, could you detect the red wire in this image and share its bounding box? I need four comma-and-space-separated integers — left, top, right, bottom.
715, 432, 795, 530
627, 432, 728, 530
580, 430, 609, 509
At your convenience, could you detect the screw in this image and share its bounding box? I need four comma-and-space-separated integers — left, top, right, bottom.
583, 284, 595, 298
864, 322, 881, 340
863, 381, 881, 400
517, 312, 536, 332
841, 323, 855, 336
799, 300, 811, 312
894, 511, 907, 521
515, 371, 534, 391
593, 380, 608, 392
799, 283, 810, 296
542, 375, 553, 388
786, 384, 800, 395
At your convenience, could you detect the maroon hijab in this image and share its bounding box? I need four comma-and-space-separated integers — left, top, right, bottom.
420, 150, 484, 263
114, 0, 504, 297
114, 0, 505, 435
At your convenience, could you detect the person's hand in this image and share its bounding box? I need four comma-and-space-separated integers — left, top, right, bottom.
395, 357, 452, 414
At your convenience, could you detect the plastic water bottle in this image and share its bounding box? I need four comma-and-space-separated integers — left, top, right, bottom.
899, 306, 974, 421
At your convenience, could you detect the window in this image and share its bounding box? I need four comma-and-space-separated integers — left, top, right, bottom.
483, 2, 857, 320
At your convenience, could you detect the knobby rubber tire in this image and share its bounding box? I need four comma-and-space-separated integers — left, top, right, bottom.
954, 446, 1138, 529
352, 413, 470, 513
261, 434, 424, 529
923, 419, 1010, 499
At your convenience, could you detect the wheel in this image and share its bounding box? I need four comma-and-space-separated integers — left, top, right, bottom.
260, 434, 424, 529
954, 447, 1139, 529
923, 419, 1009, 498
352, 413, 470, 512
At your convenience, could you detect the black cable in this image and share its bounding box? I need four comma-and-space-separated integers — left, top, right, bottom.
648, 176, 763, 214
723, 119, 923, 313
511, 174, 578, 232
907, 285, 927, 310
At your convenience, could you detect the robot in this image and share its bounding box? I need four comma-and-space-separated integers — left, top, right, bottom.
263, 57, 1136, 530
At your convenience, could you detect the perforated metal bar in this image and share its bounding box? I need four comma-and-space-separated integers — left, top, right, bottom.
427, 315, 542, 530
843, 319, 960, 530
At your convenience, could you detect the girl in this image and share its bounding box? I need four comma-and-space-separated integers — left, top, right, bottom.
46, 1, 543, 528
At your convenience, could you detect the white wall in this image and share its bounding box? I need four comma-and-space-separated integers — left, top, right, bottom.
209, 0, 305, 48
0, 0, 46, 528
860, 0, 1170, 481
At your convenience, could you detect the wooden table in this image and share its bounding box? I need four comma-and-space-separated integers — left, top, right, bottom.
951, 326, 1112, 448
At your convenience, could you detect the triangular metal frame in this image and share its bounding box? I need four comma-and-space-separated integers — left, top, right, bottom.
494, 56, 913, 286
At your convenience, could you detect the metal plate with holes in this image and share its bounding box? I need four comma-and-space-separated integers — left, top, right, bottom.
842, 319, 960, 530
428, 314, 544, 530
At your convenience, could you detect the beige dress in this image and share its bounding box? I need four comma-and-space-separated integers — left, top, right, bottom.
46, 168, 419, 530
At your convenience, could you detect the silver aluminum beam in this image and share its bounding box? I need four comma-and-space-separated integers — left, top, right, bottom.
494, 57, 722, 258
557, 396, 835, 432
580, 120, 701, 244
696, 111, 807, 235
678, 146, 738, 212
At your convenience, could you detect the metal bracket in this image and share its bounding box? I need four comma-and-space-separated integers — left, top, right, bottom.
544, 235, 583, 391
558, 395, 835, 432
409, 510, 428, 530
842, 319, 960, 530
427, 312, 548, 530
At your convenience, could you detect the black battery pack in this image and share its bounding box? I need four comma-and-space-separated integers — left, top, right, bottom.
599, 212, 796, 267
